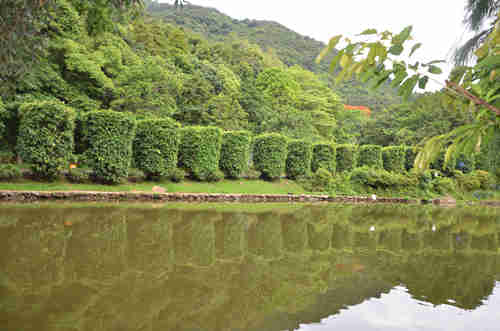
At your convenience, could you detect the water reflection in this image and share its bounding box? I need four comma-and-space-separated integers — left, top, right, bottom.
0, 204, 499, 330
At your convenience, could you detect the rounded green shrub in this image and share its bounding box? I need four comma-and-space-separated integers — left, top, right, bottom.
133, 118, 180, 180
311, 142, 335, 174
358, 144, 383, 169
253, 133, 288, 180
207, 169, 225, 182
287, 140, 313, 179
178, 126, 223, 181
82, 110, 136, 184
382, 146, 406, 172
336, 144, 357, 173
312, 168, 332, 191
432, 177, 456, 195
169, 168, 186, 183
0, 164, 22, 181
219, 130, 251, 179
17, 101, 75, 180
66, 168, 90, 183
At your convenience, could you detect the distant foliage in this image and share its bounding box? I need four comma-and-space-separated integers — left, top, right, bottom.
82, 110, 136, 184
219, 130, 251, 179
286, 140, 312, 179
133, 118, 181, 180
17, 101, 75, 180
336, 144, 357, 173
253, 133, 288, 180
179, 126, 223, 181
358, 145, 383, 169
382, 146, 406, 172
311, 143, 335, 174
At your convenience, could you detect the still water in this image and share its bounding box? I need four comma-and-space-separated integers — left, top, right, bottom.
0, 203, 499, 331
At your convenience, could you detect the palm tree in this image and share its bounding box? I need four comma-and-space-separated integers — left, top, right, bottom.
454, 0, 500, 64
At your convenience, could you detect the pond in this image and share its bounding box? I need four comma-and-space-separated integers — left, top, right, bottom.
0, 203, 499, 330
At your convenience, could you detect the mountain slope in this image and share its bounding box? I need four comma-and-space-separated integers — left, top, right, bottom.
147, 2, 402, 111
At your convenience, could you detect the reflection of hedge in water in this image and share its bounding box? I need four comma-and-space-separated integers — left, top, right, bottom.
65, 208, 128, 281
173, 211, 218, 266
1, 205, 500, 331
307, 208, 333, 251
215, 212, 247, 259
281, 211, 309, 253
127, 209, 175, 273
248, 212, 283, 258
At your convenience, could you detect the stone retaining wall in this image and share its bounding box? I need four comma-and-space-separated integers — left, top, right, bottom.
0, 191, 420, 204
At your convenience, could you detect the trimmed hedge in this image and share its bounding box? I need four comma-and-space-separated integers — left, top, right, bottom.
133, 118, 180, 180
382, 146, 406, 172
311, 142, 335, 174
82, 110, 136, 184
286, 140, 312, 179
253, 133, 287, 180
336, 144, 357, 173
358, 144, 383, 169
178, 126, 223, 181
219, 130, 251, 179
17, 101, 75, 180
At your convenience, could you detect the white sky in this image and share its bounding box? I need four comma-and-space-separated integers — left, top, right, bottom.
163, 1, 473, 90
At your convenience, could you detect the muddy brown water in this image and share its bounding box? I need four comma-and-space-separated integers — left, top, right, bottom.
0, 203, 499, 330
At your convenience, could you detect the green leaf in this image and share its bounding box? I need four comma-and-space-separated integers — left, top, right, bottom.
388, 44, 404, 55
409, 43, 422, 57
392, 26, 413, 45
428, 65, 443, 74
316, 35, 342, 63
329, 49, 344, 73
418, 76, 429, 89
358, 29, 378, 36
425, 60, 446, 66
398, 75, 419, 99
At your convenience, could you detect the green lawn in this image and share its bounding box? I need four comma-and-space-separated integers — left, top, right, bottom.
0, 178, 306, 195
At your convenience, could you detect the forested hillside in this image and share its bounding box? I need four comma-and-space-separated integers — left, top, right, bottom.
147, 1, 403, 112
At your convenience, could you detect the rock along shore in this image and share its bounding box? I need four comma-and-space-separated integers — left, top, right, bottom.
0, 190, 419, 204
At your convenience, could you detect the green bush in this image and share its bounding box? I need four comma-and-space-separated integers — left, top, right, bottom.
312, 168, 332, 191
178, 126, 222, 181
82, 110, 136, 184
253, 133, 288, 180
0, 98, 6, 143
311, 142, 335, 174
66, 168, 90, 183
133, 118, 180, 180
404, 146, 420, 172
219, 130, 251, 179
464, 170, 495, 190
287, 140, 312, 179
455, 153, 475, 174
350, 166, 415, 191
169, 168, 186, 183
336, 144, 357, 173
358, 145, 383, 169
0, 164, 22, 181
17, 101, 75, 180
207, 169, 225, 182
382, 146, 406, 172
432, 177, 457, 195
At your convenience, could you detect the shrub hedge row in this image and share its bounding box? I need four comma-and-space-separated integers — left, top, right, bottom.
382, 146, 406, 172
253, 133, 287, 180
17, 101, 76, 180
133, 118, 180, 180
220, 130, 251, 179
336, 144, 356, 173
286, 140, 312, 179
179, 126, 222, 181
311, 143, 335, 174
358, 145, 383, 169
82, 110, 136, 184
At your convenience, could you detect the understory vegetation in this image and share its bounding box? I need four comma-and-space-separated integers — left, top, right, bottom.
0, 0, 499, 201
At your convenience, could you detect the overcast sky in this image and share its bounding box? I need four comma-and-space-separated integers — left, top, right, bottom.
163, 1, 473, 90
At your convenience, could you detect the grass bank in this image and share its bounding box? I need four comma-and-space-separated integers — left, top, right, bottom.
0, 178, 306, 195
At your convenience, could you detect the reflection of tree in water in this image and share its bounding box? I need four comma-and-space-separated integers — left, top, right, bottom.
0, 205, 499, 330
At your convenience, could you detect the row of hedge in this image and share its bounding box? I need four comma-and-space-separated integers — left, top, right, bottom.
5, 101, 489, 184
